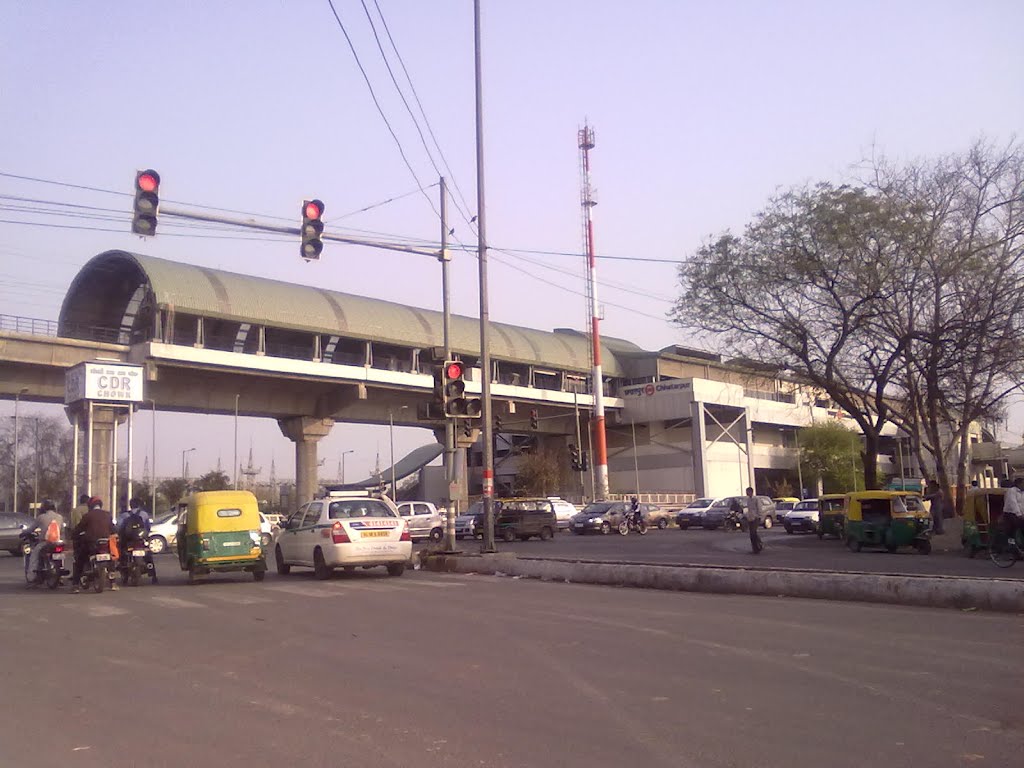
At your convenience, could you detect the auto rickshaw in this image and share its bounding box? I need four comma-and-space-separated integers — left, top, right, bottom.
844, 491, 931, 554
176, 490, 267, 583
817, 494, 846, 539
962, 488, 1004, 557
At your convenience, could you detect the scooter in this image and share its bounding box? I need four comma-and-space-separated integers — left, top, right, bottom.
20, 529, 69, 589
79, 538, 116, 593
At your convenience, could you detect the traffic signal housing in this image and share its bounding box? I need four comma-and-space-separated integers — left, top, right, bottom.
568, 443, 581, 471
495, 414, 503, 432
301, 199, 325, 260
443, 360, 481, 418
431, 364, 447, 418
132, 169, 160, 236
529, 409, 539, 430
580, 450, 589, 472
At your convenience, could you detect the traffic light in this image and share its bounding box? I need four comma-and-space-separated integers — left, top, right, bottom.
431, 364, 447, 418
568, 443, 581, 471
443, 360, 482, 418
580, 450, 589, 472
301, 199, 325, 260
131, 169, 160, 236
529, 409, 539, 430
495, 413, 503, 432
462, 420, 473, 438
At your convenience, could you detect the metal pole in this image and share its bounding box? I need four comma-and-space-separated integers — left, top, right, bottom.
586, 410, 596, 501
86, 401, 93, 497
126, 404, 134, 507
389, 409, 396, 500
574, 389, 585, 503
630, 419, 640, 496
13, 389, 24, 514
111, 408, 119, 519
474, 0, 496, 553
234, 393, 240, 489
71, 411, 79, 512
795, 428, 804, 499
341, 450, 353, 484
150, 399, 157, 515
440, 176, 458, 551
898, 437, 906, 489
33, 417, 39, 514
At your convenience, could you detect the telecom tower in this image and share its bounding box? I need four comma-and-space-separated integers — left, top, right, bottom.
240, 441, 261, 490
578, 123, 609, 500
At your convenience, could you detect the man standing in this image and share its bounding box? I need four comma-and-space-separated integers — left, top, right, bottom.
744, 487, 763, 554
70, 493, 90, 530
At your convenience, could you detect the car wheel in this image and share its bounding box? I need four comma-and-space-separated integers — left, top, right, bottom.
428, 528, 443, 543
387, 563, 405, 577
274, 546, 291, 576
763, 517, 773, 529
539, 526, 553, 541
677, 520, 688, 530
600, 522, 611, 535
502, 527, 516, 543
657, 518, 668, 530
784, 525, 793, 535
313, 548, 331, 580
816, 530, 824, 540
846, 536, 861, 553
915, 539, 932, 555
147, 536, 167, 555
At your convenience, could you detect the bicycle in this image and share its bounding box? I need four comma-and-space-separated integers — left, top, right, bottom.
989, 527, 1023, 569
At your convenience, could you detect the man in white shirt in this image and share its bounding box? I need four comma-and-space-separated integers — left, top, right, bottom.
744, 487, 763, 554
1002, 478, 1024, 542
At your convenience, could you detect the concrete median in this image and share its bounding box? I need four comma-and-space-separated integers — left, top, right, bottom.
421, 552, 1024, 613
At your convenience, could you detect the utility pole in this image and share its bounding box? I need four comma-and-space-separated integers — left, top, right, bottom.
474, 0, 496, 553
33, 418, 39, 513
440, 177, 459, 552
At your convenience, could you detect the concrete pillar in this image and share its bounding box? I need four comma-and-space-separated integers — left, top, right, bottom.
690, 401, 707, 498
67, 405, 124, 514
743, 408, 755, 490
278, 416, 334, 509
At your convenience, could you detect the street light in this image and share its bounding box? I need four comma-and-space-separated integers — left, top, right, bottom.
233, 394, 240, 490
182, 447, 196, 484
13, 388, 27, 515
147, 399, 157, 515
340, 449, 354, 484
388, 406, 408, 500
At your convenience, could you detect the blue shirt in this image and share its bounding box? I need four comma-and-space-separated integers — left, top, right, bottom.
117, 508, 151, 537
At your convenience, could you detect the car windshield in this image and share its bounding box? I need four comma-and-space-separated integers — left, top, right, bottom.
582, 502, 616, 515
793, 501, 818, 511
775, 501, 795, 510
154, 513, 177, 525
710, 499, 734, 508
328, 500, 396, 519
687, 498, 714, 508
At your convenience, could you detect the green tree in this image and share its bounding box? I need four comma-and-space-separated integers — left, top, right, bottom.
799, 422, 864, 494
194, 470, 231, 492
157, 477, 190, 507
513, 445, 565, 497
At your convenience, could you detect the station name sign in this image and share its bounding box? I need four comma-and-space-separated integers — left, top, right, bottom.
621, 380, 692, 397
65, 361, 145, 404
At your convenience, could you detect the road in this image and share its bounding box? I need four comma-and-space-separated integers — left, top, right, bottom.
2, 553, 1022, 767
461, 526, 1024, 579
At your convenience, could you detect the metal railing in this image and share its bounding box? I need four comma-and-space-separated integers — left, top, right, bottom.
0, 313, 124, 345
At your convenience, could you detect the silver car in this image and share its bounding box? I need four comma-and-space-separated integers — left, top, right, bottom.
397, 502, 445, 542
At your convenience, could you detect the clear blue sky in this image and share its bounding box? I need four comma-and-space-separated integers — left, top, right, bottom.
2, 1, 1023, 480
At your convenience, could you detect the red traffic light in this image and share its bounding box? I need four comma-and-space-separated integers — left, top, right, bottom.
445, 361, 464, 380
304, 199, 324, 221
136, 170, 160, 193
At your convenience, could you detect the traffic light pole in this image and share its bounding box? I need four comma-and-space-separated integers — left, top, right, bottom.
439, 178, 459, 553
474, 0, 497, 554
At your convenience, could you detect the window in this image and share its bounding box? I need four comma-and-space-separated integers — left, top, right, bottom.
328, 499, 396, 519
301, 503, 323, 527
216, 508, 242, 518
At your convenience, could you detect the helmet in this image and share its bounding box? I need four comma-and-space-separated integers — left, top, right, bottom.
88, 496, 103, 509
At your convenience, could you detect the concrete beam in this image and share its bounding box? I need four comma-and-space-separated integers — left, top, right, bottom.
278, 416, 334, 509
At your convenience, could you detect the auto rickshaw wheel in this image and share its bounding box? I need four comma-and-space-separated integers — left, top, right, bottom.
253, 569, 265, 582
914, 539, 932, 555
313, 548, 332, 580
275, 546, 290, 575
186, 563, 197, 585
846, 536, 861, 553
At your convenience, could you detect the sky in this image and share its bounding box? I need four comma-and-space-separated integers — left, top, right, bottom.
1, 0, 1023, 481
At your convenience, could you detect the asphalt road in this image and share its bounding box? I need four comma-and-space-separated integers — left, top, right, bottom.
458, 526, 1024, 579
1, 554, 1021, 768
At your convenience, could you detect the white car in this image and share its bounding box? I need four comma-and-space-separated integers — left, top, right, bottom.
548, 497, 579, 531
783, 498, 819, 534
396, 501, 445, 542
147, 512, 180, 554
273, 491, 412, 578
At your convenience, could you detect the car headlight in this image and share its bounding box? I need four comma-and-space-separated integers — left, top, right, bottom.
249, 530, 261, 544
590, 517, 602, 523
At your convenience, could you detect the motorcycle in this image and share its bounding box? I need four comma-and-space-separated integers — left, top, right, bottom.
723, 508, 744, 531
20, 529, 69, 589
117, 534, 152, 587
618, 514, 648, 536
79, 537, 116, 593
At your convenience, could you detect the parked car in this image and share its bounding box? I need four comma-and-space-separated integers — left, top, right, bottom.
455, 500, 496, 540
773, 498, 799, 523
493, 498, 558, 542
396, 501, 445, 542
642, 504, 673, 530
674, 498, 719, 530
274, 490, 412, 578
548, 497, 579, 531
258, 513, 274, 548
0, 512, 37, 555
147, 511, 180, 554
702, 496, 776, 529
784, 498, 819, 534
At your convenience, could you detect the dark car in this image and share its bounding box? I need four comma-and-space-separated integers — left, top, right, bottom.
494, 498, 558, 542
570, 501, 627, 534
702, 496, 776, 529
0, 512, 37, 555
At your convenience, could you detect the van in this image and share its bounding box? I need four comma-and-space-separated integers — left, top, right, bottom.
494, 498, 558, 542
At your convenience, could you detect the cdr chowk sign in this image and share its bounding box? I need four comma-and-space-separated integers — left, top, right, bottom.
65, 361, 145, 404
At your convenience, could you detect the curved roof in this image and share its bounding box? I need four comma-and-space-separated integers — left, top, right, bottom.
59, 251, 647, 376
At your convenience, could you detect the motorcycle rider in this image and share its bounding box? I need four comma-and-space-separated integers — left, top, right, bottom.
117, 497, 159, 584
71, 497, 117, 593
629, 497, 643, 530
26, 499, 64, 586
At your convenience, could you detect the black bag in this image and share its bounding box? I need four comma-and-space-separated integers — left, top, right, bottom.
122, 512, 145, 540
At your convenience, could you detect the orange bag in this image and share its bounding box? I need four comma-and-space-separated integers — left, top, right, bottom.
45, 520, 60, 543
109, 535, 120, 560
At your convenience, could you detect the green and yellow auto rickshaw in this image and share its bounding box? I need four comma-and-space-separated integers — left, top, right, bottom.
176, 490, 267, 583
962, 488, 1005, 557
817, 494, 846, 539
844, 491, 931, 554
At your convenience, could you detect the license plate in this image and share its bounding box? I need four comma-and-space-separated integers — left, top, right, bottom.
223, 541, 240, 546
94, 553, 111, 561
362, 530, 390, 538
133, 550, 146, 557
574, 523, 583, 528
52, 554, 64, 561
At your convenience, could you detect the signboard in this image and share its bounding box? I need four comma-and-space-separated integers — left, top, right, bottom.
65, 361, 145, 404
621, 380, 693, 398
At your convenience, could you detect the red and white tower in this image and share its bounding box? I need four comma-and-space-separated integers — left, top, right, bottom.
578, 123, 609, 500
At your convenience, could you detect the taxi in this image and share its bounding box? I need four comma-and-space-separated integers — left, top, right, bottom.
273, 489, 412, 579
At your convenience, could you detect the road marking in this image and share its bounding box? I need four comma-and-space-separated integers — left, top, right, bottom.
397, 579, 466, 588
202, 592, 273, 605
60, 602, 131, 617
149, 595, 205, 609
265, 584, 342, 598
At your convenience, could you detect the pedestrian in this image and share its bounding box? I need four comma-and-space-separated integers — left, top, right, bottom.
923, 481, 946, 535
744, 487, 763, 554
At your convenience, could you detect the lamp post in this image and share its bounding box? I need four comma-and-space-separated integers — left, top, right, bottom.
233, 394, 240, 490
340, 450, 354, 484
147, 399, 157, 514
13, 388, 27, 515
182, 447, 196, 485
388, 407, 408, 500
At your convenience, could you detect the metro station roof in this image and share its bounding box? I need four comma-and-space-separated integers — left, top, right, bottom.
59, 251, 652, 376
